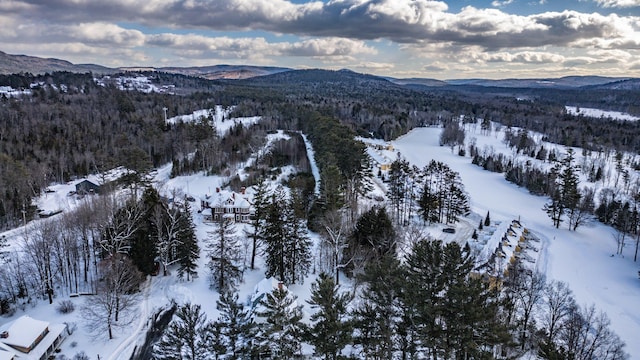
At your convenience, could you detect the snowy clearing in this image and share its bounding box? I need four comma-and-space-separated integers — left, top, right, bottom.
565, 105, 640, 121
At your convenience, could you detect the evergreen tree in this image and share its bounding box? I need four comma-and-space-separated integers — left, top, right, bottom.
262, 187, 312, 285
285, 190, 312, 284
353, 255, 403, 359
306, 273, 353, 360
347, 206, 396, 267
403, 239, 509, 358
262, 188, 289, 282
544, 163, 564, 228
154, 302, 208, 360
388, 157, 411, 225
215, 290, 256, 359
438, 242, 507, 358
245, 177, 268, 270
484, 210, 491, 227
418, 179, 440, 224
418, 160, 468, 224
319, 163, 344, 212
403, 239, 446, 357
129, 187, 161, 275
559, 148, 581, 230
176, 202, 199, 281
545, 149, 581, 229
255, 287, 306, 359
207, 216, 242, 292
201, 321, 226, 360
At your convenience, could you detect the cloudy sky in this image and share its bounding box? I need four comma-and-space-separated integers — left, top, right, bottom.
1, 0, 640, 79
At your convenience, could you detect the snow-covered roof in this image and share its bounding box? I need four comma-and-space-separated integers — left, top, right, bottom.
202, 189, 252, 209
0, 316, 66, 360
0, 348, 15, 360
0, 316, 49, 349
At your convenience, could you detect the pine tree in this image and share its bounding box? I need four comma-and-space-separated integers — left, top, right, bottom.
388, 157, 411, 225
201, 321, 226, 359
544, 162, 563, 228
559, 148, 581, 230
438, 243, 507, 358
403, 239, 509, 358
176, 202, 199, 281
262, 187, 312, 285
154, 302, 209, 360
348, 206, 396, 265
207, 216, 242, 292
255, 287, 306, 359
262, 188, 289, 282
545, 149, 581, 229
418, 180, 440, 224
215, 290, 256, 359
285, 191, 312, 284
353, 255, 403, 359
484, 210, 491, 227
245, 177, 268, 270
129, 187, 160, 275
403, 239, 445, 357
306, 273, 353, 360
418, 160, 468, 224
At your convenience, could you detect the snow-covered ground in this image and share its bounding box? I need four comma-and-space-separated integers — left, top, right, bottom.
566, 105, 640, 121
393, 126, 640, 358
166, 106, 261, 137
0, 85, 31, 97
2, 110, 640, 358
94, 75, 175, 94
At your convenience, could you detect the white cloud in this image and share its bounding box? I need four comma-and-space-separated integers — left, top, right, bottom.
594, 0, 640, 8
491, 0, 515, 7
0, 0, 639, 77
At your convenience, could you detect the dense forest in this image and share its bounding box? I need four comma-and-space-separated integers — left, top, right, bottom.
0, 69, 637, 358
2, 70, 640, 229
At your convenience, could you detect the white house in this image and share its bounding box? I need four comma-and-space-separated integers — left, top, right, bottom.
0, 316, 67, 360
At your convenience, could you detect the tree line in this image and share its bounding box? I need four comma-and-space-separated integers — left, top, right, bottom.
154, 238, 627, 359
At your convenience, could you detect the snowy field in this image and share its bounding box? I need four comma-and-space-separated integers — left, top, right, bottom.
565, 105, 640, 121
393, 126, 640, 358
2, 113, 640, 358
166, 105, 261, 136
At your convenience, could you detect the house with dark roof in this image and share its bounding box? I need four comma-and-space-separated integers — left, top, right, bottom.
75, 179, 101, 194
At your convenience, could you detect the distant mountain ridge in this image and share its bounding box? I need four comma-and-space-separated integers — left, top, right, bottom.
443, 76, 632, 89
0, 50, 113, 75
1, 50, 638, 89
0, 50, 289, 79
157, 65, 291, 79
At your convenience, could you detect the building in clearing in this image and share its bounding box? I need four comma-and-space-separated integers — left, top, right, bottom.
75, 179, 101, 194
200, 187, 253, 223
0, 316, 67, 360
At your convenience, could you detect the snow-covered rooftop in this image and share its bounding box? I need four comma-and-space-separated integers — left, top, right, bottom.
1, 316, 49, 350
0, 316, 66, 360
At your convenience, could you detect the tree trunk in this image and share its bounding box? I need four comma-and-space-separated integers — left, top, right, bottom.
251, 237, 257, 270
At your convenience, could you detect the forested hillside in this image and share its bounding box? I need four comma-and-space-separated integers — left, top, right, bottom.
2, 70, 640, 230
1, 68, 639, 359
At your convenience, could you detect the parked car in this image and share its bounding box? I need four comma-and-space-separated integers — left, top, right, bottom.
442, 227, 456, 234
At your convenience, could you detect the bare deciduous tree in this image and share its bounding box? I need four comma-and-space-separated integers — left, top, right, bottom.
81, 255, 143, 339
99, 195, 144, 257
319, 210, 349, 285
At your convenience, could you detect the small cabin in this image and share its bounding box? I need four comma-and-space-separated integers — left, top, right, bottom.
75, 179, 101, 194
